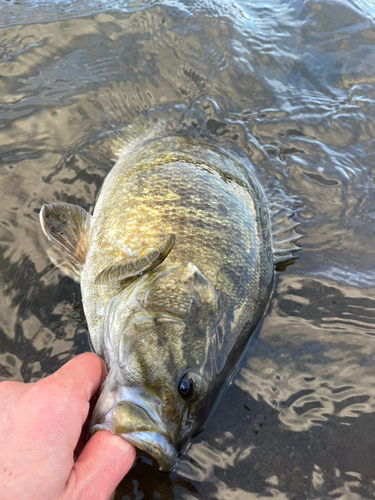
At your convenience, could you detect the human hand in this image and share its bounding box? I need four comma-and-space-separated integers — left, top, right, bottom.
0, 352, 135, 500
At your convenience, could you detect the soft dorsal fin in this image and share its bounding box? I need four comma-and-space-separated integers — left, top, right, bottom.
39, 202, 91, 282
95, 234, 175, 286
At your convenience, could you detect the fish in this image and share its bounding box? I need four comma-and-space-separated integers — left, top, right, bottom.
39, 133, 299, 471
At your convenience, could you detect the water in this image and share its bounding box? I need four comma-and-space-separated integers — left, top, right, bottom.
1, 0, 375, 498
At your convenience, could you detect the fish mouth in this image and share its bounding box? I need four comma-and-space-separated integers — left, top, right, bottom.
116, 430, 176, 471
91, 399, 177, 471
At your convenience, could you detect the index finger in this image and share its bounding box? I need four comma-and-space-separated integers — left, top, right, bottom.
39, 352, 106, 406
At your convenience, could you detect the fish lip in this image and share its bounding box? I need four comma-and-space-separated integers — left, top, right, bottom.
119, 431, 177, 471
91, 423, 177, 471
90, 396, 177, 471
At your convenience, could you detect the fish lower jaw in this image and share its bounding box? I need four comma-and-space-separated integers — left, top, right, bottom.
91, 423, 177, 471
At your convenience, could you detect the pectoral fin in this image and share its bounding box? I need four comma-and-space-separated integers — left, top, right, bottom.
95, 234, 175, 286
39, 202, 91, 282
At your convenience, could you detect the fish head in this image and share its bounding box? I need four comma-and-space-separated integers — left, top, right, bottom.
90, 262, 222, 470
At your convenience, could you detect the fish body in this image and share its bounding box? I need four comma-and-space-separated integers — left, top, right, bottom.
40, 135, 275, 470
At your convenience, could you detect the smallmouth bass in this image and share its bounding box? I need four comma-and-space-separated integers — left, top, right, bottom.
40, 135, 295, 470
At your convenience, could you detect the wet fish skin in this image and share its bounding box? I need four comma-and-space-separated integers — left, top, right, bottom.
40, 135, 274, 470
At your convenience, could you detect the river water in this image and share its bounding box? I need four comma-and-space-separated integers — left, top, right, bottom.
1, 0, 375, 498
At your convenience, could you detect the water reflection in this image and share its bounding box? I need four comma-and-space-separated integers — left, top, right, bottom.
236, 274, 375, 431
1, 0, 375, 498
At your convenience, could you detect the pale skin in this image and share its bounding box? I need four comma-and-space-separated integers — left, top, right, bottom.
0, 353, 136, 500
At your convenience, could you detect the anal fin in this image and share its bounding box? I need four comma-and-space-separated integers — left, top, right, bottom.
40, 202, 92, 282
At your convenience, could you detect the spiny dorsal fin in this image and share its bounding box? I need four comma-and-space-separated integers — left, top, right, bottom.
95, 234, 175, 286
269, 203, 302, 264
39, 202, 91, 282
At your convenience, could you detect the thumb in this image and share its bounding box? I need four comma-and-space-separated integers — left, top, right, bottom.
65, 431, 136, 500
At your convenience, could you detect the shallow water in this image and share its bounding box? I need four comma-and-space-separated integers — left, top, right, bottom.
1, 0, 375, 498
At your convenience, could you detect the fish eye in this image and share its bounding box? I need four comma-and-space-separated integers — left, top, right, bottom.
178, 372, 205, 402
